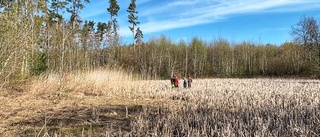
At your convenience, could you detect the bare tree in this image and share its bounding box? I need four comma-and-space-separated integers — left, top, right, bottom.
291, 16, 319, 61
291, 15, 320, 76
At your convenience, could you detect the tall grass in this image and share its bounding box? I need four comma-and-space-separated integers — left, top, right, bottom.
0, 67, 141, 136
31, 67, 136, 95
129, 79, 320, 136
1, 68, 320, 136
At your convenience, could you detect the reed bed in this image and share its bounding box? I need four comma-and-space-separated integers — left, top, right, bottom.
0, 69, 319, 136
129, 79, 320, 136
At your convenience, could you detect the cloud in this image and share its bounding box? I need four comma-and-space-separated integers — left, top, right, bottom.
119, 15, 216, 36
81, 1, 108, 19
79, 0, 320, 38
136, 0, 153, 5
118, 0, 320, 37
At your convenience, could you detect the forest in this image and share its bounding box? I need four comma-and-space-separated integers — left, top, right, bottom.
1, 0, 320, 87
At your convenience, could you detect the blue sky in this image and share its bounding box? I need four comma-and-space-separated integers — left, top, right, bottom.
80, 0, 320, 45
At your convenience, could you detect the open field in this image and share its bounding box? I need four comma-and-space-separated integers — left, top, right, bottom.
0, 69, 320, 136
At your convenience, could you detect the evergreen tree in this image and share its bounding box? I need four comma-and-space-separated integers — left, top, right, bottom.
127, 0, 140, 52
50, 0, 68, 22
135, 27, 143, 45
66, 0, 90, 29
107, 0, 120, 18
107, 0, 120, 64
107, 0, 120, 36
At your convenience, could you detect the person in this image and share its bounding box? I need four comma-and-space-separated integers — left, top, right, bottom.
174, 75, 179, 88
187, 75, 192, 88
183, 77, 187, 88
170, 75, 175, 88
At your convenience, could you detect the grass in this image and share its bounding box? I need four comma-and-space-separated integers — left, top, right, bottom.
0, 69, 319, 136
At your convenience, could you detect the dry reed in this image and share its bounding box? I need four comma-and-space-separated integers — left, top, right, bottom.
1, 69, 319, 136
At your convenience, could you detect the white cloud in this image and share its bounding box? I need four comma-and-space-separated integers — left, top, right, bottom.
136, 0, 153, 5
167, 1, 198, 7
81, 1, 108, 19
118, 0, 320, 37
79, 0, 320, 37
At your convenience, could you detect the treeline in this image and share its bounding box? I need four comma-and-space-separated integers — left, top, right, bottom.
119, 36, 316, 79
1, 1, 320, 87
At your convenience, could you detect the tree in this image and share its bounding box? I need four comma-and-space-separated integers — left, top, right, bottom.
50, 0, 68, 23
96, 22, 108, 42
30, 50, 48, 75
80, 20, 96, 70
135, 27, 143, 46
178, 40, 188, 77
66, 0, 90, 29
291, 16, 320, 76
107, 0, 120, 17
291, 16, 319, 61
189, 37, 206, 78
96, 22, 108, 65
127, 0, 140, 52
107, 0, 120, 64
107, 0, 120, 37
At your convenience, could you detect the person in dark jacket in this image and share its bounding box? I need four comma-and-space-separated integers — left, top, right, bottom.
170, 75, 175, 88
187, 75, 192, 88
183, 77, 187, 88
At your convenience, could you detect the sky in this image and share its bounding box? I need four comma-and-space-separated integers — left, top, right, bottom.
79, 0, 320, 45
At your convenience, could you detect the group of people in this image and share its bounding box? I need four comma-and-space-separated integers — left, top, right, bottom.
170, 75, 192, 88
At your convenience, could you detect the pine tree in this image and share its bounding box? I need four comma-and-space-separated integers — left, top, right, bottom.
127, 0, 140, 52
66, 0, 90, 29
135, 27, 143, 45
107, 0, 120, 64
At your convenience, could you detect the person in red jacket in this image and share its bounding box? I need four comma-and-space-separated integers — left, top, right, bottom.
174, 75, 179, 88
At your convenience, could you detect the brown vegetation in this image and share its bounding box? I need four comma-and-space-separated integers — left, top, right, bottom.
0, 69, 319, 136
